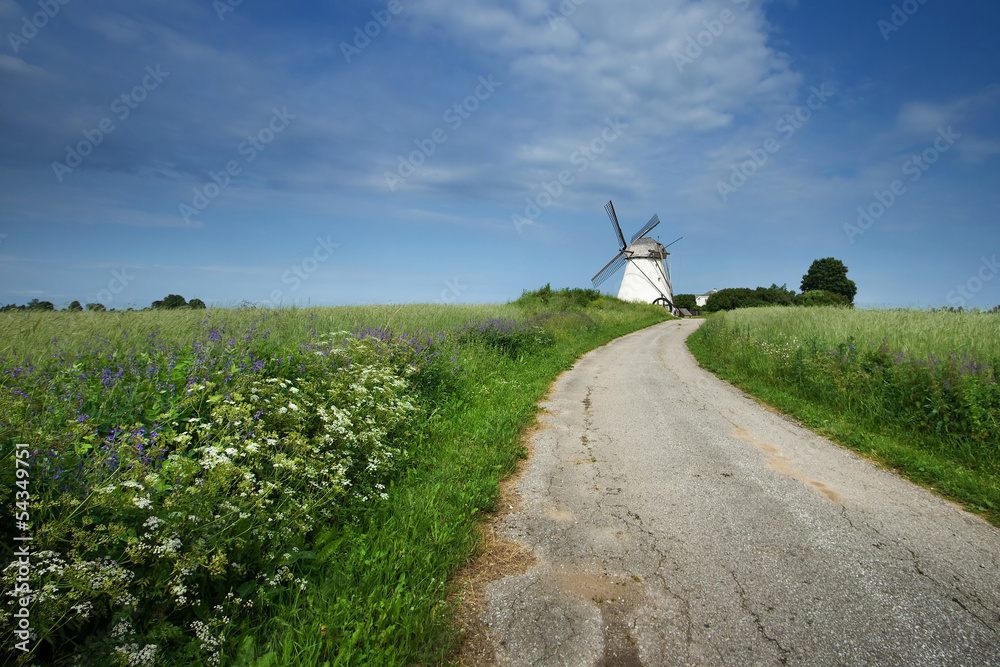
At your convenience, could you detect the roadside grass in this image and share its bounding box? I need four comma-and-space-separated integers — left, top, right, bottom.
0, 291, 671, 665
238, 294, 672, 665
686, 307, 1000, 527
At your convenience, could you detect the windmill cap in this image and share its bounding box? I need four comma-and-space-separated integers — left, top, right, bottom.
626, 237, 668, 259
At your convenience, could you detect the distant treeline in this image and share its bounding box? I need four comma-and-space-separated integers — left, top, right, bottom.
675, 285, 851, 313
0, 294, 206, 312
677, 256, 859, 313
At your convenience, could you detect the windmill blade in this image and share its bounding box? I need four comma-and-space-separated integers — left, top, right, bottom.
606, 201, 626, 250
591, 251, 628, 287
630, 213, 660, 243
663, 236, 683, 250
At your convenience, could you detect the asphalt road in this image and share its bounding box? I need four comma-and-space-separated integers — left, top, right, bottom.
483, 319, 1000, 666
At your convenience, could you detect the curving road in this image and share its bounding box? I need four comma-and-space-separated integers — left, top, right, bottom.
483, 319, 1000, 666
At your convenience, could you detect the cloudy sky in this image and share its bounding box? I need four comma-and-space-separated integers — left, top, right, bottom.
1, 0, 998, 309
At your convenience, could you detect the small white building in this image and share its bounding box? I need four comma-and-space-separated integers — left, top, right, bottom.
695, 290, 717, 307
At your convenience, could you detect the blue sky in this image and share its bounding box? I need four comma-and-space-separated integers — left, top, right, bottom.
1, 0, 998, 309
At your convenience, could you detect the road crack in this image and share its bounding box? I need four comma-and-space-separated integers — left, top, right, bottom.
841, 507, 1000, 634
730, 570, 791, 664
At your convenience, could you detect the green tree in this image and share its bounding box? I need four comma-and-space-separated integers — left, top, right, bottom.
674, 294, 697, 311
703, 288, 762, 312
703, 285, 798, 312
801, 258, 857, 304
188, 298, 207, 309
66, 300, 83, 312
153, 294, 188, 310
86, 303, 106, 312
27, 298, 55, 311
754, 283, 796, 306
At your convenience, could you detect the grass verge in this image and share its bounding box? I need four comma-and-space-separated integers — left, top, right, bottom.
686, 307, 1000, 528
242, 297, 672, 665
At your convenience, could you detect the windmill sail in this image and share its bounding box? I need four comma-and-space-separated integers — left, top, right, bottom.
606, 201, 626, 250
592, 252, 628, 287
629, 213, 660, 244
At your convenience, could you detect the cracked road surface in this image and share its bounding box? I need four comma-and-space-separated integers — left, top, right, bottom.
483, 319, 1000, 666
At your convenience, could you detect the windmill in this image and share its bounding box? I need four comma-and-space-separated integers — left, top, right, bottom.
591, 200, 679, 313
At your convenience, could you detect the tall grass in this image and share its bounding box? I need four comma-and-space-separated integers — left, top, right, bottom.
0, 305, 524, 365
0, 293, 671, 665
688, 307, 1000, 524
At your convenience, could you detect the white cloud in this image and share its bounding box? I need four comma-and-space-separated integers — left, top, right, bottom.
0, 54, 50, 78
410, 0, 798, 126
392, 0, 803, 211
897, 85, 1000, 135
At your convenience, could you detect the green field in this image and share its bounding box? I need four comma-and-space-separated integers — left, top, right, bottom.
687, 306, 1000, 526
0, 289, 672, 666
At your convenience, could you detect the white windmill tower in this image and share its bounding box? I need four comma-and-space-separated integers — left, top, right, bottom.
591, 200, 680, 314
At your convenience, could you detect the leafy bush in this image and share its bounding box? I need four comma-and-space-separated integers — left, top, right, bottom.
703, 284, 797, 312
795, 290, 850, 307
674, 294, 697, 311
0, 317, 448, 664
454, 318, 554, 358
515, 285, 604, 312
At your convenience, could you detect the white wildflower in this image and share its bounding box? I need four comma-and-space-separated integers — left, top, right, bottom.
142, 516, 164, 529
71, 601, 93, 618
114, 644, 158, 667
